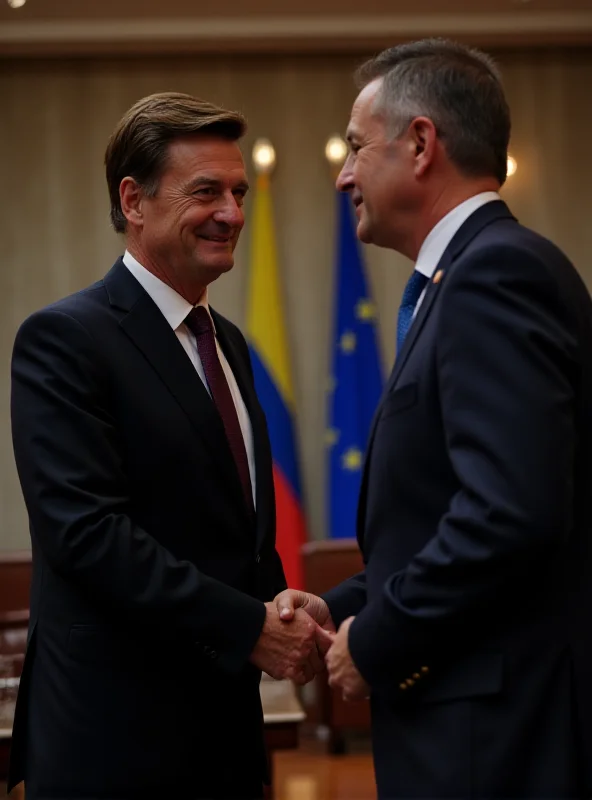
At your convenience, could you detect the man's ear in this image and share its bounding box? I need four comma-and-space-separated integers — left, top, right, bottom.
408, 116, 438, 178
120, 177, 145, 228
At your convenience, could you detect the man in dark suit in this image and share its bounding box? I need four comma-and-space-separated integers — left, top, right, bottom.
277, 40, 592, 798
10, 92, 327, 800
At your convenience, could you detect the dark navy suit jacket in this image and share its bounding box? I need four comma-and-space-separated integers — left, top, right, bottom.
9, 259, 285, 799
325, 201, 592, 798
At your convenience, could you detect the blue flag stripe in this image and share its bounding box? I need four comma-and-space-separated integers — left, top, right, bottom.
328, 191, 384, 539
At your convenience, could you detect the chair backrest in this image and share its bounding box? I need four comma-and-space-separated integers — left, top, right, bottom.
0, 551, 31, 614
0, 552, 31, 678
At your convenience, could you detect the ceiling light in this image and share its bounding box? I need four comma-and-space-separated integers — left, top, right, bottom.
7, 0, 27, 8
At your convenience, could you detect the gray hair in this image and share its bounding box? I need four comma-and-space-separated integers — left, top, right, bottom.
356, 38, 511, 185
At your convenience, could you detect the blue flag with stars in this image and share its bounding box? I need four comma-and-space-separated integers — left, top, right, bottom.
327, 191, 383, 539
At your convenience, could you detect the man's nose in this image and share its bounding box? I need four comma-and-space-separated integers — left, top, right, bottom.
213, 194, 244, 227
336, 153, 354, 193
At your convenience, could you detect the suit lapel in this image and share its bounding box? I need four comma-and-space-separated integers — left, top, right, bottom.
213, 312, 273, 551
358, 268, 447, 488
350, 275, 446, 551
385, 200, 516, 397
385, 260, 450, 395
104, 260, 248, 518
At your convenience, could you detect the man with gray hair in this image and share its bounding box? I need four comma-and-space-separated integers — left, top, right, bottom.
277, 39, 592, 797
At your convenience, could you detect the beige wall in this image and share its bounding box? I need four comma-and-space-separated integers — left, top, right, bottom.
1, 49, 591, 549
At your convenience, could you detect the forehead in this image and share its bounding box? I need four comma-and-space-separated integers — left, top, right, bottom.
164, 135, 246, 180
347, 78, 383, 138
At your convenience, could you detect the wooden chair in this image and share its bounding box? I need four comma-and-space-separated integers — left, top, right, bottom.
302, 539, 370, 753
0, 552, 30, 791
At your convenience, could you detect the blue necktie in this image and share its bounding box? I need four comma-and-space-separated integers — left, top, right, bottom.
396, 270, 429, 353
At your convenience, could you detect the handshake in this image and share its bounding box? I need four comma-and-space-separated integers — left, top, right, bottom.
249, 589, 370, 701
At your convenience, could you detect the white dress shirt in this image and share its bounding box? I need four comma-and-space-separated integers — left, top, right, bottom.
413, 191, 500, 317
123, 250, 256, 506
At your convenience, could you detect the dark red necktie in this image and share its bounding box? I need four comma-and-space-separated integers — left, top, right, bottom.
185, 306, 254, 515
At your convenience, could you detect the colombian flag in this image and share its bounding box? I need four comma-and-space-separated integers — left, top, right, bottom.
246, 173, 307, 589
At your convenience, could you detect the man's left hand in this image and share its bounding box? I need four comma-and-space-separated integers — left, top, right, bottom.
326, 616, 370, 701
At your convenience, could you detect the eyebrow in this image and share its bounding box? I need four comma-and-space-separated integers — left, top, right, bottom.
185, 177, 250, 193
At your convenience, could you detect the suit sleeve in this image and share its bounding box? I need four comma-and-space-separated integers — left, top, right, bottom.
323, 572, 367, 627
11, 308, 266, 674
267, 550, 288, 599
349, 245, 578, 688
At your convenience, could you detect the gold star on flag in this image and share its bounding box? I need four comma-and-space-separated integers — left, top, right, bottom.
342, 447, 363, 471
325, 428, 340, 447
340, 331, 357, 354
355, 298, 377, 322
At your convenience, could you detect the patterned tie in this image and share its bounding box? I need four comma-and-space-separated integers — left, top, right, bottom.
185, 307, 254, 515
396, 270, 430, 353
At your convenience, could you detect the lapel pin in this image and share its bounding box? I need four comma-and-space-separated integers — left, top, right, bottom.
433, 269, 444, 284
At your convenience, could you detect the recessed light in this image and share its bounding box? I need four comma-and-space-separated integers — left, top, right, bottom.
7, 0, 27, 8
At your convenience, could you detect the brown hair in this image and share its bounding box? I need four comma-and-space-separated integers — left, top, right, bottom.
105, 92, 247, 233
355, 39, 510, 185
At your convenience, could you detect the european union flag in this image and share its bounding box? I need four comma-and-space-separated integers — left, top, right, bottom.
327, 191, 383, 539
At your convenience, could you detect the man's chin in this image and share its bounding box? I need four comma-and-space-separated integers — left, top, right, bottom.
202, 257, 234, 279
356, 220, 374, 245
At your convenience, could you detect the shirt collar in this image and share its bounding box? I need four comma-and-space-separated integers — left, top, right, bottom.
415, 191, 500, 279
122, 250, 214, 332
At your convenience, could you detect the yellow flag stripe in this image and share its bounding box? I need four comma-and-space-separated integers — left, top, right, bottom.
246, 174, 295, 407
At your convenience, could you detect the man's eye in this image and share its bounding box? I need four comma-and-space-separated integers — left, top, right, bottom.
195, 188, 215, 196
234, 192, 246, 206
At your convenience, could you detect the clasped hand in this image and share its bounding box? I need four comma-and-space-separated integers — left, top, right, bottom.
249, 602, 334, 685
270, 590, 370, 701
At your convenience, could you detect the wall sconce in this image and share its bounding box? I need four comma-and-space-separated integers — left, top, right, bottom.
252, 139, 276, 175
325, 135, 348, 167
